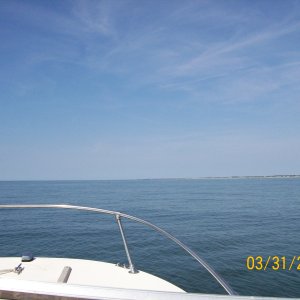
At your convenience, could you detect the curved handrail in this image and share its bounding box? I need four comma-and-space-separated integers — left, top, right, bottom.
0, 204, 237, 295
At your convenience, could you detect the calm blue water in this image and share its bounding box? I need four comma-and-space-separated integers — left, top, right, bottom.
0, 179, 299, 297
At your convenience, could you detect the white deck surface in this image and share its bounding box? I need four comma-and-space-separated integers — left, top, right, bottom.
0, 257, 184, 293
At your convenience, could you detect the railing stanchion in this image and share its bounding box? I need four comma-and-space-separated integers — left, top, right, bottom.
115, 214, 137, 274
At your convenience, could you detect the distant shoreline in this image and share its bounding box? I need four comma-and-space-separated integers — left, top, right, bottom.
140, 175, 300, 180
188, 175, 300, 179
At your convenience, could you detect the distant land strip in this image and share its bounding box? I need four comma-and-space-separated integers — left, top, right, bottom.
183, 175, 300, 180
140, 175, 300, 180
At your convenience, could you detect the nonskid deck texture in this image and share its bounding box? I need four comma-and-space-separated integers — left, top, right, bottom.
0, 257, 184, 293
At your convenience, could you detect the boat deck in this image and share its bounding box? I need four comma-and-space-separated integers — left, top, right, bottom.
0, 257, 184, 293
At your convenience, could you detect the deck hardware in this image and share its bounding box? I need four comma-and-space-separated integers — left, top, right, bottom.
0, 264, 23, 275
22, 252, 34, 262
115, 214, 138, 274
57, 266, 72, 283
14, 263, 24, 275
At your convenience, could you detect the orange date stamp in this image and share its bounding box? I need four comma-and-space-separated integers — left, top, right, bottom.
246, 256, 300, 271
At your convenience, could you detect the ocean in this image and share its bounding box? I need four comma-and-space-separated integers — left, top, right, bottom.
0, 179, 299, 297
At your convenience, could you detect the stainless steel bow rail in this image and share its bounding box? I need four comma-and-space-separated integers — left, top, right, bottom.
0, 204, 236, 295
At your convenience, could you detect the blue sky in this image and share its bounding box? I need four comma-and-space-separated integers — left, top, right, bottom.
0, 0, 300, 180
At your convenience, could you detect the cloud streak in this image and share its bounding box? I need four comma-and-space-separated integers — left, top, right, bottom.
4, 0, 300, 104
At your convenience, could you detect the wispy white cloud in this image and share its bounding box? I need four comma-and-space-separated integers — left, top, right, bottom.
71, 0, 132, 38
168, 22, 300, 76
1, 0, 117, 37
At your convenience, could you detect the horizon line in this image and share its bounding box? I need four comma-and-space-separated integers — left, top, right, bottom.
0, 174, 300, 182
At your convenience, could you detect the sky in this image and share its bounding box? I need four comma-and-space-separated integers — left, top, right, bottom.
0, 0, 300, 180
